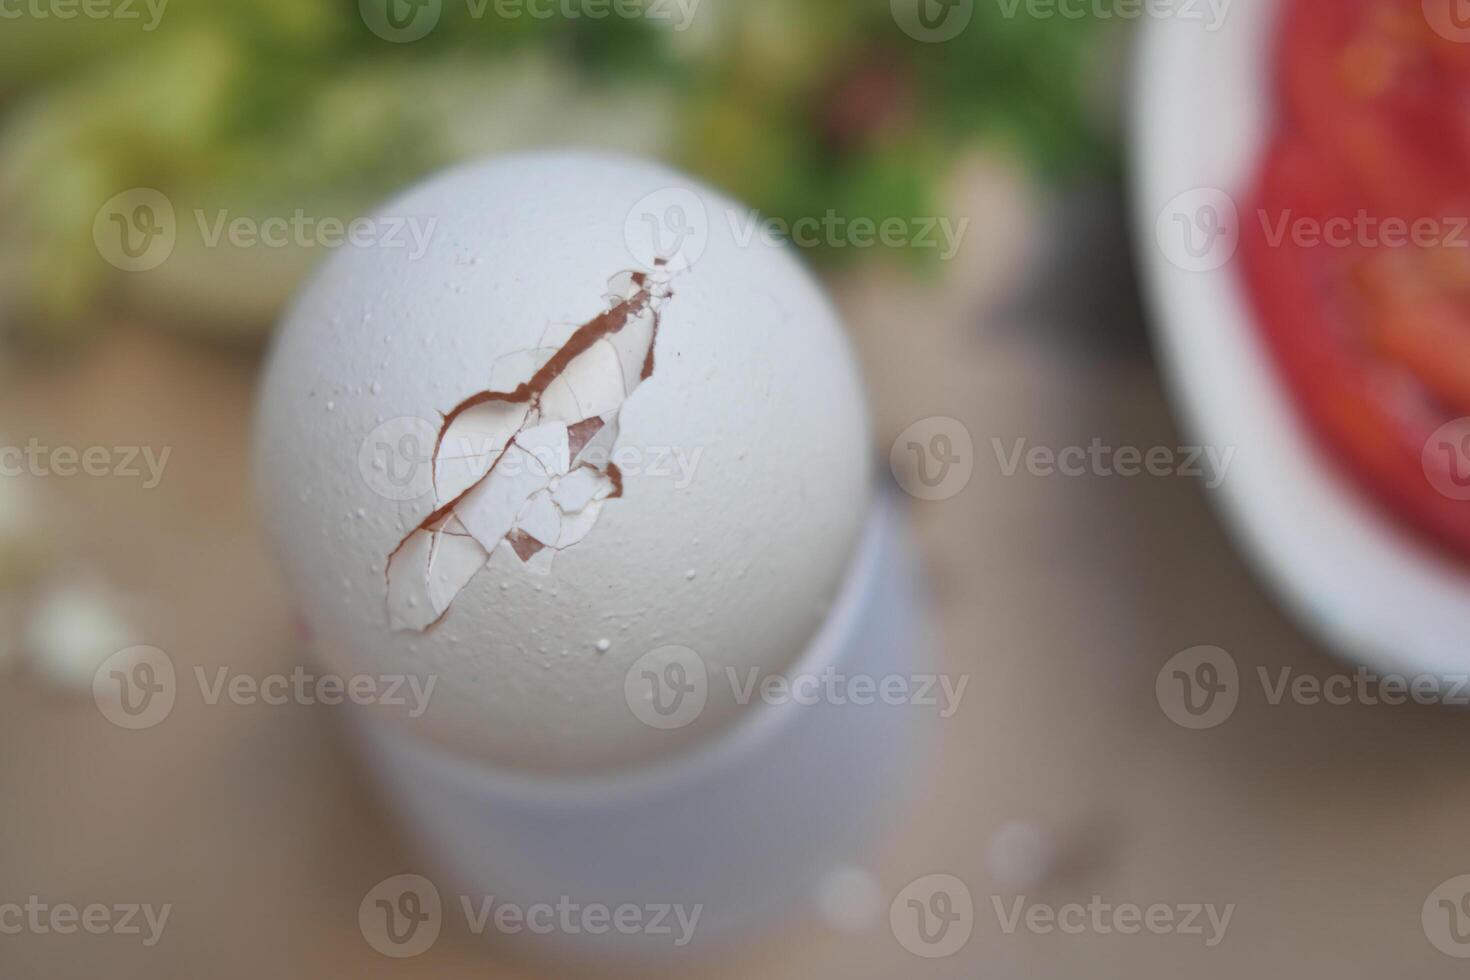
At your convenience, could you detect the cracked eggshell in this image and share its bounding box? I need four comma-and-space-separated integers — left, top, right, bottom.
254, 150, 872, 775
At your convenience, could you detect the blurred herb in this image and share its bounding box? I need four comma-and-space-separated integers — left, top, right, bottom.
0, 0, 1114, 343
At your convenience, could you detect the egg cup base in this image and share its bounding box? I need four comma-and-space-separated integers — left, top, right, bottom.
350, 490, 935, 961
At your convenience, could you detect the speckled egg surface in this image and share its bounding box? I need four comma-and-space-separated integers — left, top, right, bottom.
254, 151, 871, 774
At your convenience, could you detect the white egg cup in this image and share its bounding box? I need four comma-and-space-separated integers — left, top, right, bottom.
351, 492, 931, 961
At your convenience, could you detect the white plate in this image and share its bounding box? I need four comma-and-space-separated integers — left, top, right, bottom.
1131, 0, 1470, 679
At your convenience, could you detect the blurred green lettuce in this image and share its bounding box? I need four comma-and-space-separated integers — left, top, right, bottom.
0, 0, 1112, 344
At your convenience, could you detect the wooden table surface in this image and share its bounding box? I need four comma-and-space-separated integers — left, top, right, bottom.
4, 185, 1470, 979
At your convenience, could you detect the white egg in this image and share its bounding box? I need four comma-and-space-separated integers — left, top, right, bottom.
254, 151, 872, 774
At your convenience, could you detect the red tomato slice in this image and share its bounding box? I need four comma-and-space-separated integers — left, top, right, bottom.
1357, 252, 1470, 417
1241, 135, 1470, 560
1277, 0, 1470, 217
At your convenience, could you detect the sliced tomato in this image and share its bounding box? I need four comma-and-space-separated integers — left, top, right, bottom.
1277, 0, 1470, 217
1241, 135, 1470, 559
1357, 252, 1470, 417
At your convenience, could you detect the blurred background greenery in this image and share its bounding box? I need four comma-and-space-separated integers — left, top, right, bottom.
0, 0, 1118, 348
